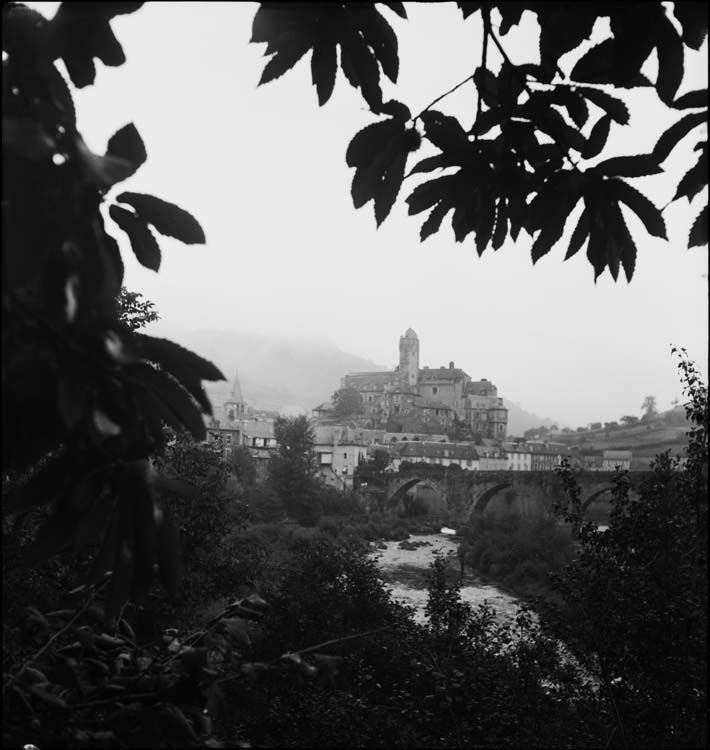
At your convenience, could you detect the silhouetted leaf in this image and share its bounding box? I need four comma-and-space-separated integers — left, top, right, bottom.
576, 87, 629, 124
538, 7, 596, 73
106, 123, 146, 175
380, 99, 410, 120
259, 36, 312, 85
605, 179, 667, 239
132, 334, 225, 383
451, 202, 476, 243
570, 38, 652, 87
46, 3, 142, 87
109, 205, 161, 272
421, 110, 470, 156
76, 135, 135, 189
456, 2, 482, 20
564, 206, 590, 260
133, 365, 206, 440
499, 3, 525, 35
311, 42, 337, 105
491, 201, 508, 250
653, 110, 707, 162
673, 146, 707, 201
115, 192, 205, 244
673, 2, 709, 50
346, 119, 401, 167
586, 222, 607, 281
688, 204, 708, 248
582, 114, 612, 159
407, 154, 449, 177
340, 26, 383, 111
655, 15, 684, 105
419, 201, 451, 241
375, 148, 407, 226
592, 154, 662, 178
531, 206, 570, 263
356, 5, 399, 83
380, 2, 407, 19
406, 175, 456, 215
474, 199, 497, 256
607, 201, 637, 281
351, 154, 385, 208
670, 88, 708, 110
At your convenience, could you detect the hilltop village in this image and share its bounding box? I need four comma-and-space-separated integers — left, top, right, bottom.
205, 328, 632, 489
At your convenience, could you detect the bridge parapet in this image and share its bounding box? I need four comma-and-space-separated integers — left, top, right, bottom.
381, 468, 652, 521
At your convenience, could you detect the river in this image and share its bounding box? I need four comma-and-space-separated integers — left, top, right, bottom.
368, 532, 520, 625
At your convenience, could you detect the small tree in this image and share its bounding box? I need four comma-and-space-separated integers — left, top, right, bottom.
116, 286, 160, 331
269, 416, 321, 525
641, 395, 658, 421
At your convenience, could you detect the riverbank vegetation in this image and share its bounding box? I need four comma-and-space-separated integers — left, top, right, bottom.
4, 350, 706, 747
459, 514, 576, 600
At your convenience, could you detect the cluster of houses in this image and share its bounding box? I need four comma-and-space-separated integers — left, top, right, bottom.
204, 372, 632, 490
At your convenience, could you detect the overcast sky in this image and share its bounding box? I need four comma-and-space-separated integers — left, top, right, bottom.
31, 2, 708, 427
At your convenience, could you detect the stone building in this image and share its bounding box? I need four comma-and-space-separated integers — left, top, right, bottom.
341, 328, 508, 439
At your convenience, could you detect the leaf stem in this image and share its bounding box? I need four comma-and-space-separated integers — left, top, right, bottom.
474, 6, 491, 142
414, 74, 476, 121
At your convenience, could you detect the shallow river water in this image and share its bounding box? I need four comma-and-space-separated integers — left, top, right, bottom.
368, 533, 520, 625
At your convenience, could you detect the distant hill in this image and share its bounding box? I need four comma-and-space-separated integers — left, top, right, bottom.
503, 401, 555, 437
172, 329, 388, 415
168, 328, 555, 431
547, 407, 689, 469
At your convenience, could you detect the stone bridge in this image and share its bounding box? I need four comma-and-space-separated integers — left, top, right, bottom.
374, 467, 650, 523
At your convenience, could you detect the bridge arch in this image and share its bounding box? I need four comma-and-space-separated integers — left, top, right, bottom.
468, 482, 513, 519
580, 486, 613, 514
386, 477, 446, 509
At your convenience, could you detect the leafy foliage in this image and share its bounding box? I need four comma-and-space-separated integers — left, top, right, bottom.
116, 286, 160, 332
252, 2, 708, 281
2, 1, 225, 620
549, 350, 707, 746
269, 416, 321, 524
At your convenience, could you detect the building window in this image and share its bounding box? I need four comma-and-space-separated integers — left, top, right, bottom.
343, 452, 347, 459
432, 386, 438, 395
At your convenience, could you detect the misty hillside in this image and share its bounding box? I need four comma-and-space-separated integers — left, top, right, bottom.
171, 328, 553, 433
175, 329, 387, 414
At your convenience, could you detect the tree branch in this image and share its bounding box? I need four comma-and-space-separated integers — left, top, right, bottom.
474, 6, 491, 142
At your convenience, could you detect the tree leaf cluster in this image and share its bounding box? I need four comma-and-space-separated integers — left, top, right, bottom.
2, 2, 226, 618
252, 2, 708, 281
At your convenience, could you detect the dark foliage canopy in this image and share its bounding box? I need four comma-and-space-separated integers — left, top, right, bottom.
252, 2, 708, 281
2, 1, 225, 616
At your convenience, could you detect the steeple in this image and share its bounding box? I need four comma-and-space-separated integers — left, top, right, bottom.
224, 369, 245, 423
229, 370, 243, 402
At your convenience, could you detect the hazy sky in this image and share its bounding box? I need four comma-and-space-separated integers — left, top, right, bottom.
31, 2, 708, 426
